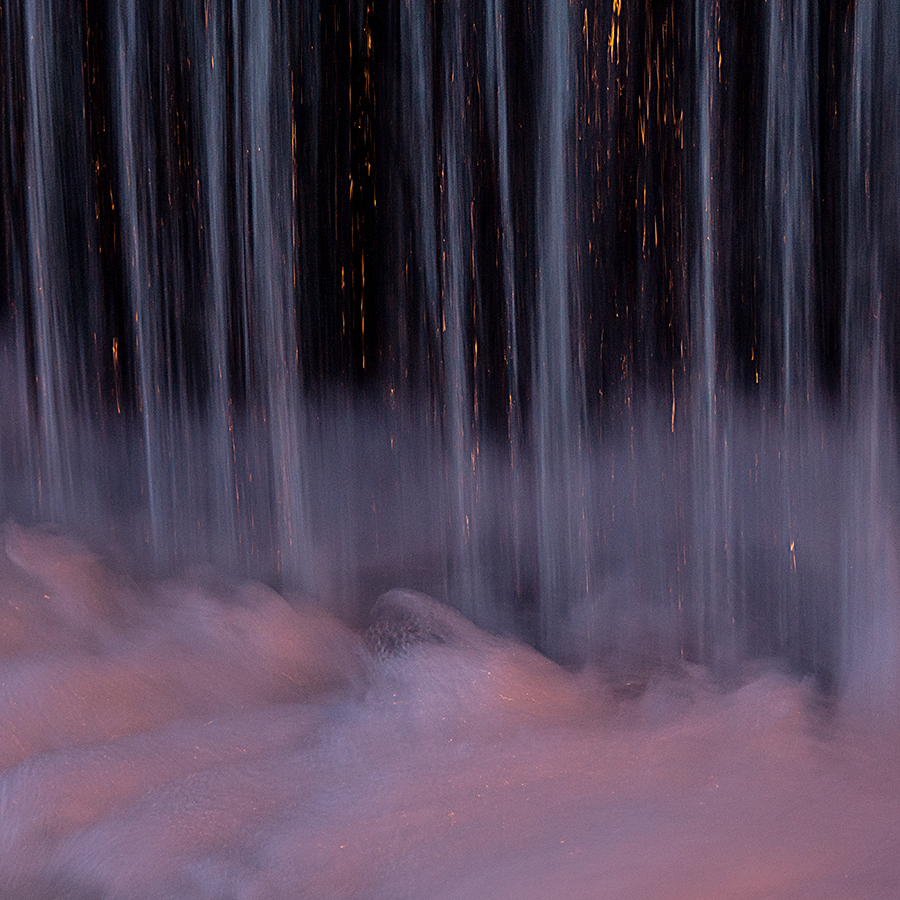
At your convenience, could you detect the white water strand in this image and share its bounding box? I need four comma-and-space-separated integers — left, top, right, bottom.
534, 0, 588, 656
839, 0, 900, 710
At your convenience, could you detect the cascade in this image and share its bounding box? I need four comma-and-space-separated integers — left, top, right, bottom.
0, 0, 898, 688
2, 3, 900, 897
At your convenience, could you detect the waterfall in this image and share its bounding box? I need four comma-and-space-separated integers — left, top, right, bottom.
3, 5, 900, 893
1, 0, 898, 693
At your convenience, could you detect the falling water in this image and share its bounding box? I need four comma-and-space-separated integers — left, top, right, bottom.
840, 0, 900, 708
1, 0, 898, 688
2, 1, 900, 895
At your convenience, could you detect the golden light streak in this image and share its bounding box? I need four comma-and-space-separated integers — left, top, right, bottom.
112, 338, 121, 413
361, 256, 365, 369
608, 0, 621, 61
671, 397, 676, 433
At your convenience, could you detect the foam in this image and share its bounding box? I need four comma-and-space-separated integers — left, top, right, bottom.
1, 526, 899, 899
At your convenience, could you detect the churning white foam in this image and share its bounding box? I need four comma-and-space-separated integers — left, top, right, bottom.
0, 523, 898, 900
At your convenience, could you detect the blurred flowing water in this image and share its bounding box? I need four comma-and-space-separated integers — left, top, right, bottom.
2, 0, 900, 691
3, 2, 900, 897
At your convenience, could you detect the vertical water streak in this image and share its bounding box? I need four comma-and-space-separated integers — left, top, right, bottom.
485, 0, 526, 609
244, 0, 310, 587
535, 0, 584, 655
191, 0, 238, 560
692, 0, 730, 661
398, 0, 439, 414
392, 0, 447, 603
112, 0, 165, 552
0, 1, 30, 516
439, 3, 477, 619
23, 0, 77, 519
764, 0, 816, 656
485, 0, 517, 427
840, 0, 900, 707
764, 0, 815, 414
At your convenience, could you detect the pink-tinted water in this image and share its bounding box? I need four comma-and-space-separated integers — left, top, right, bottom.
1, 524, 898, 900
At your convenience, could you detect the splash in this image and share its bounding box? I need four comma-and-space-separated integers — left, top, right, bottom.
0, 530, 899, 898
